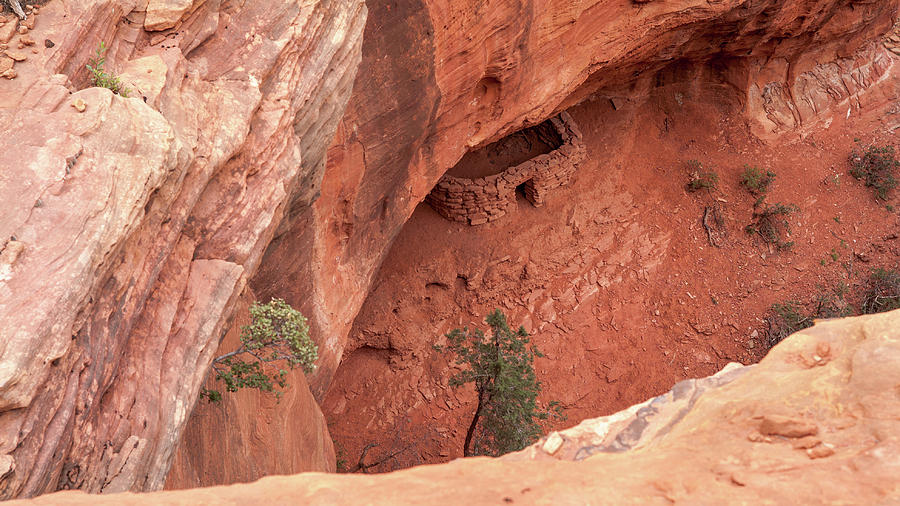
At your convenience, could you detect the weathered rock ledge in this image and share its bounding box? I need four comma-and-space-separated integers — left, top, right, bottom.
13, 309, 900, 504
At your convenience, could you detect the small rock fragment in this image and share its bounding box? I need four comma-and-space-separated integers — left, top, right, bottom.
747, 431, 771, 443
806, 445, 835, 459
758, 415, 818, 438
0, 454, 14, 480
19, 34, 33, 46
542, 432, 564, 455
791, 436, 822, 449
71, 98, 86, 112
44, 39, 54, 48
0, 21, 17, 44
4, 50, 25, 61
0, 239, 26, 266
0, 68, 16, 79
17, 25, 27, 35
730, 471, 747, 486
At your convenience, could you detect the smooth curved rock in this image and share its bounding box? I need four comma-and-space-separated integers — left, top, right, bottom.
13, 309, 900, 504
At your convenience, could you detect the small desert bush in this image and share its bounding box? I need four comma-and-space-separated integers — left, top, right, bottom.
765, 283, 851, 349
811, 282, 854, 319
685, 160, 719, 192
766, 301, 811, 348
740, 166, 776, 195
200, 298, 317, 403
849, 143, 898, 200
860, 268, 900, 314
86, 42, 130, 97
745, 202, 799, 250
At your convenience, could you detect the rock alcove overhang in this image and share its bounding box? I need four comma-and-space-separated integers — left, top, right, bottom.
425, 112, 586, 225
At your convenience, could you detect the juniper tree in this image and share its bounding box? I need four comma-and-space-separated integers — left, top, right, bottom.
200, 298, 317, 403
438, 309, 560, 457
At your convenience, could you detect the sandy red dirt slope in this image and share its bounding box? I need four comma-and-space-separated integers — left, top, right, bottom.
323, 60, 900, 471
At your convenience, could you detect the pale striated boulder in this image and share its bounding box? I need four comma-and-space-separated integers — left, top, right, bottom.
13, 309, 900, 504
0, 0, 366, 498
145, 0, 195, 32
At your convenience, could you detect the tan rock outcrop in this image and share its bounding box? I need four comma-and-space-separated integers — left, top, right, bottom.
14, 309, 900, 504
0, 0, 365, 498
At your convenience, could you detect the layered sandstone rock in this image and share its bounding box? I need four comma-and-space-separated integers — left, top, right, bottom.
0, 0, 365, 498
251, 0, 899, 404
15, 309, 900, 504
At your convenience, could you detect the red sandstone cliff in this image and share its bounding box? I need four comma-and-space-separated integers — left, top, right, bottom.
1, 0, 899, 499
0, 0, 365, 497
251, 0, 898, 398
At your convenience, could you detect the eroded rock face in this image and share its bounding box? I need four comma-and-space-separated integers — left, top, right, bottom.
163, 289, 336, 490
0, 0, 365, 498
14, 309, 900, 504
251, 0, 899, 402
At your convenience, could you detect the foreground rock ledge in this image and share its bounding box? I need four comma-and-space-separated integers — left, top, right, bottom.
16, 310, 900, 504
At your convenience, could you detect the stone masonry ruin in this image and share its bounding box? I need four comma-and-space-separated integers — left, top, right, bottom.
426, 112, 586, 225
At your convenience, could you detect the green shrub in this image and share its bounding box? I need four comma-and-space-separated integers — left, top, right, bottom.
860, 268, 900, 314
201, 298, 317, 402
685, 160, 719, 192
740, 166, 776, 195
849, 143, 898, 200
745, 202, 799, 250
766, 300, 811, 348
86, 42, 130, 97
436, 310, 561, 457
811, 282, 854, 319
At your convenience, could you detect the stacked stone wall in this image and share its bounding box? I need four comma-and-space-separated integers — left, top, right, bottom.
426, 111, 585, 225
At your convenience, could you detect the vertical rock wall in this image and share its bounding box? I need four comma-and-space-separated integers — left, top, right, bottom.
0, 0, 366, 497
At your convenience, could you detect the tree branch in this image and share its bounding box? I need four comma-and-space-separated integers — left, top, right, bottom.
6, 0, 26, 19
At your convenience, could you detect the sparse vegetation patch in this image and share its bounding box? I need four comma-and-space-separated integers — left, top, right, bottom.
685, 160, 719, 192
764, 269, 899, 351
765, 301, 812, 349
86, 42, 130, 97
745, 202, 799, 251
740, 165, 776, 195
849, 143, 898, 200
860, 268, 900, 314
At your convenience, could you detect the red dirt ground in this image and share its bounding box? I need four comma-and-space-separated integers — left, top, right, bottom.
322, 72, 900, 472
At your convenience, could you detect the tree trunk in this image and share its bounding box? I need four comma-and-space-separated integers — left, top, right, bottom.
463, 387, 485, 457
7, 0, 26, 19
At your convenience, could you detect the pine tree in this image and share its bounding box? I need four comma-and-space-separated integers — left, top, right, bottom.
200, 298, 317, 403
439, 309, 560, 457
